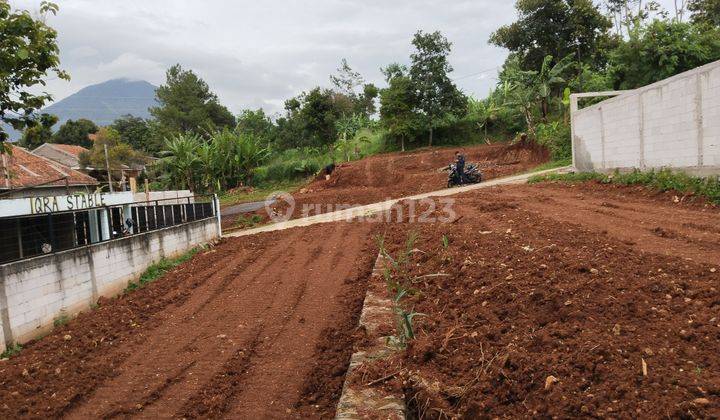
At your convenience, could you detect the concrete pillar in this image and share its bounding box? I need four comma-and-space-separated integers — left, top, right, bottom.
0, 270, 12, 353
599, 107, 606, 170
99, 209, 110, 241
88, 210, 100, 243
213, 194, 222, 238
570, 95, 579, 170
122, 205, 134, 234
0, 315, 5, 355
695, 73, 705, 167
639, 92, 646, 169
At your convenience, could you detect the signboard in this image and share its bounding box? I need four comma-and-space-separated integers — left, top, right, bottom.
0, 191, 134, 218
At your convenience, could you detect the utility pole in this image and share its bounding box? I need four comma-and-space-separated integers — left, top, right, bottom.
1, 152, 11, 189
104, 144, 114, 193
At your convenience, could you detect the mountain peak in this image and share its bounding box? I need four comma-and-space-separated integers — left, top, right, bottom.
43, 78, 158, 127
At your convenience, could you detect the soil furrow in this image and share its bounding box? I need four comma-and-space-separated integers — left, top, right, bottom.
66, 232, 309, 419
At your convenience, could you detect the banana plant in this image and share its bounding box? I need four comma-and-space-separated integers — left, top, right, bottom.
537, 54, 575, 120
159, 133, 201, 191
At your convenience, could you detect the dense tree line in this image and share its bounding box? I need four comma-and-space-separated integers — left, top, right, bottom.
5, 0, 720, 192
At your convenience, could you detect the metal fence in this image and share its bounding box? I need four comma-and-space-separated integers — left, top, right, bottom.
0, 195, 216, 265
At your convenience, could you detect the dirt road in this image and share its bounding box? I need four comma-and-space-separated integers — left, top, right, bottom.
0, 222, 377, 419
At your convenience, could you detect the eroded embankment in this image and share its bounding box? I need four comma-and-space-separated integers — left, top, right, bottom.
222, 142, 547, 230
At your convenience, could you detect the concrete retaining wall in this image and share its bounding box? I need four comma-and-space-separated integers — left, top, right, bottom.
0, 217, 219, 351
572, 60, 720, 175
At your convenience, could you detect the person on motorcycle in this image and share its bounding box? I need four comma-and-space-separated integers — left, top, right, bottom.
454, 151, 466, 184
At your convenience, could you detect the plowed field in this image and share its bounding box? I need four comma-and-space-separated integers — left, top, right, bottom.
2, 147, 719, 419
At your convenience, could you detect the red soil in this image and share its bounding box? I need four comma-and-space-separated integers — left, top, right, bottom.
3, 142, 719, 418
222, 142, 547, 230
0, 222, 378, 419
374, 183, 720, 418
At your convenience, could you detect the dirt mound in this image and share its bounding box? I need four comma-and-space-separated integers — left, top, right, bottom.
369, 186, 720, 418
489, 138, 550, 166
223, 143, 548, 230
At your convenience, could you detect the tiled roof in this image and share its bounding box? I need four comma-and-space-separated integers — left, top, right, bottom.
0, 145, 98, 190
48, 144, 88, 157
32, 143, 90, 168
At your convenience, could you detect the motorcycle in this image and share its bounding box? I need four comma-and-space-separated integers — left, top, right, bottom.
447, 162, 482, 188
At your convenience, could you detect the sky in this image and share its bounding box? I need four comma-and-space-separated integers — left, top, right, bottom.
10, 0, 682, 116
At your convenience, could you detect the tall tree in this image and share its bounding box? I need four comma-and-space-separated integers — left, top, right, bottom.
297, 87, 348, 148
409, 30, 466, 146
490, 0, 615, 71
689, 0, 720, 26
0, 1, 69, 153
150, 64, 236, 137
359, 83, 380, 116
78, 127, 145, 181
330, 58, 364, 96
609, 19, 720, 89
380, 74, 420, 152
236, 109, 275, 140
111, 115, 154, 153
19, 113, 57, 150
329, 59, 379, 118
52, 119, 98, 148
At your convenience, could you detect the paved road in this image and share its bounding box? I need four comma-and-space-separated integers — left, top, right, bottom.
221, 199, 274, 217
226, 166, 570, 237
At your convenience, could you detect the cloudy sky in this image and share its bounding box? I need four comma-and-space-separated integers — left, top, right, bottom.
11, 0, 681, 116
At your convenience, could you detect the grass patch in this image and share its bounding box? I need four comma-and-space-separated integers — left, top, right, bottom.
530, 168, 720, 204
220, 179, 307, 206
1, 343, 22, 359
530, 158, 572, 172
252, 128, 389, 186
376, 232, 424, 349
125, 247, 201, 293
233, 214, 264, 229
53, 314, 69, 328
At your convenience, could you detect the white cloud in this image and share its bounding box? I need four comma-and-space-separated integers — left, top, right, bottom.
9, 0, 682, 115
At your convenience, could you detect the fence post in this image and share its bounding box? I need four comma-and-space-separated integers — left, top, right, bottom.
99, 208, 110, 241
0, 268, 13, 352
570, 94, 579, 170
639, 92, 646, 170
696, 73, 705, 167
213, 194, 222, 238
599, 107, 606, 170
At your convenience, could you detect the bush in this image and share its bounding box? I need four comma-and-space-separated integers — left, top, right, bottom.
253, 129, 389, 185
536, 120, 571, 161
530, 169, 720, 204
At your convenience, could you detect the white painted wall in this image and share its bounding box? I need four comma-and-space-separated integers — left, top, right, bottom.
0, 218, 219, 348
133, 190, 193, 204
572, 60, 720, 175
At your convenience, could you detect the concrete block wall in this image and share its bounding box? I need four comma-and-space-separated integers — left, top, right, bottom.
572, 60, 720, 175
0, 218, 219, 348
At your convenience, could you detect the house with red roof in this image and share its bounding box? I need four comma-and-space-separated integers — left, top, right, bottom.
0, 145, 98, 199
32, 143, 91, 170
